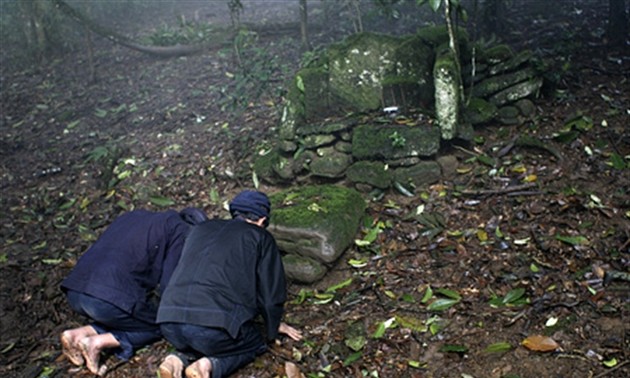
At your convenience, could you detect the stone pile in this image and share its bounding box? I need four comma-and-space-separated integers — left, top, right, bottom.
255, 26, 543, 193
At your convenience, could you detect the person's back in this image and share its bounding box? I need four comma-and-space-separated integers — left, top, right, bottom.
59, 208, 208, 375
157, 191, 302, 378
158, 218, 286, 341
62, 209, 190, 322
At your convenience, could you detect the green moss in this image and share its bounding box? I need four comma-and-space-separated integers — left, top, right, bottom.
464, 97, 498, 125
473, 67, 536, 98
253, 149, 279, 182
269, 185, 366, 255
481, 44, 514, 64
415, 25, 451, 46
298, 65, 331, 120
346, 161, 392, 189
297, 119, 354, 136
393, 161, 441, 188
308, 151, 353, 178
327, 32, 402, 111
416, 25, 469, 51
352, 124, 441, 160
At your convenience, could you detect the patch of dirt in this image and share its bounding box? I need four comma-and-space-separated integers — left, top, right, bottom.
1, 1, 629, 377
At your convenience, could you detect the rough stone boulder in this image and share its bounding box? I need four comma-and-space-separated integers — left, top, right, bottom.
268, 185, 366, 283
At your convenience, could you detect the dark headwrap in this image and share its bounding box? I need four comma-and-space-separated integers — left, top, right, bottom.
229, 190, 271, 219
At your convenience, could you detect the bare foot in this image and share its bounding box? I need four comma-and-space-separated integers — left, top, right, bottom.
79, 333, 119, 375
159, 354, 184, 378
184, 357, 212, 378
60, 326, 97, 366
60, 331, 84, 366
79, 337, 101, 375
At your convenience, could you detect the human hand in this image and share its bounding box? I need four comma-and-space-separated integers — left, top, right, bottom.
279, 322, 303, 341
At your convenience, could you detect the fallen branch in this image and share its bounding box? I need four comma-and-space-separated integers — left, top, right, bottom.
593, 360, 630, 378
51, 0, 222, 58
460, 183, 538, 197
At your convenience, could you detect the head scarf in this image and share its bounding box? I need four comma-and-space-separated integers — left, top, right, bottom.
229, 190, 271, 219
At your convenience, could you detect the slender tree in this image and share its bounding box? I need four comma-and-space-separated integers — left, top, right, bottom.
299, 0, 311, 51
19, 0, 56, 62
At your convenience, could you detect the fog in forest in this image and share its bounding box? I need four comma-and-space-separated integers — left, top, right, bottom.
0, 1, 628, 378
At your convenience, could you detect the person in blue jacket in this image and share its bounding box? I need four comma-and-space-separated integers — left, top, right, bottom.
59, 207, 208, 376
157, 191, 302, 378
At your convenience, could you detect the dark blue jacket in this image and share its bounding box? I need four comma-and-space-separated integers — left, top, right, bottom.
157, 218, 287, 341
61, 209, 204, 324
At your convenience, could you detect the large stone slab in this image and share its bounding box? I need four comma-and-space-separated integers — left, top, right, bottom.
352, 124, 441, 160
327, 32, 401, 112
269, 185, 366, 265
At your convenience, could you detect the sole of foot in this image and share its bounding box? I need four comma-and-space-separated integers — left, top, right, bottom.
60, 331, 84, 366
159, 355, 183, 378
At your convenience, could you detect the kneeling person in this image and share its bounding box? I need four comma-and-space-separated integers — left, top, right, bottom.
157, 191, 302, 378
60, 208, 207, 375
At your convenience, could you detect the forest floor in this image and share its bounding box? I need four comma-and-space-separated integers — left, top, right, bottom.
1, 1, 629, 377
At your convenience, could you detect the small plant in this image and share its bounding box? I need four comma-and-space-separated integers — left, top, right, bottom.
489, 287, 530, 308
146, 19, 215, 46
389, 131, 406, 148
84, 143, 128, 190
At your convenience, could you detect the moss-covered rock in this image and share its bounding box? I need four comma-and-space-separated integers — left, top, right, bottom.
308, 149, 353, 178
497, 105, 521, 125
278, 99, 299, 141
278, 140, 298, 153
488, 50, 533, 76
302, 134, 337, 149
480, 44, 514, 64
282, 254, 327, 283
296, 65, 331, 121
489, 77, 543, 106
415, 25, 468, 48
346, 161, 392, 189
392, 161, 441, 188
433, 49, 460, 140
473, 67, 536, 98
352, 124, 440, 160
514, 98, 536, 118
269, 185, 366, 264
334, 140, 353, 153
297, 119, 355, 136
253, 149, 291, 185
327, 32, 401, 112
273, 153, 296, 180
464, 97, 498, 125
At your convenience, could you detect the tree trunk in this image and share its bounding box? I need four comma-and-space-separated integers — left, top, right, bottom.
607, 0, 628, 47
299, 0, 311, 51
351, 0, 363, 33
19, 0, 49, 62
444, 0, 464, 104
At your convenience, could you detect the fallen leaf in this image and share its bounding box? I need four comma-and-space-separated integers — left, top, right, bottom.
521, 335, 559, 352
483, 342, 512, 353
285, 361, 305, 378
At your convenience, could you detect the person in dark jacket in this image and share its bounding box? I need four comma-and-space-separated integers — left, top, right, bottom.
157, 190, 302, 378
59, 207, 208, 376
